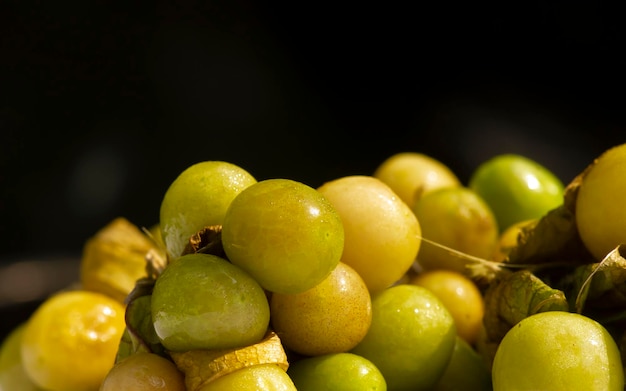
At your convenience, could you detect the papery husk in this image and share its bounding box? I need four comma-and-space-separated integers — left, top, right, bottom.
170, 331, 289, 391
80, 217, 165, 303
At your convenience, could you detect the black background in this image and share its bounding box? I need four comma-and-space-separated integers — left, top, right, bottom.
1, 1, 624, 263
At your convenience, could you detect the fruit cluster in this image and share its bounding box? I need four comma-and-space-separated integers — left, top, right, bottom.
2, 145, 626, 391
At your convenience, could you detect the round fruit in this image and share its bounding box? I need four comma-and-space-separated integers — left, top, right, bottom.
21, 290, 126, 391
160, 160, 257, 257
221, 178, 344, 294
151, 253, 270, 351
433, 335, 492, 391
575, 143, 626, 261
373, 152, 461, 207
468, 154, 564, 232
350, 284, 457, 391
287, 352, 387, 391
409, 269, 485, 345
492, 311, 624, 391
317, 175, 421, 293
270, 262, 372, 356
0, 324, 42, 391
99, 352, 185, 391
198, 364, 297, 391
412, 186, 499, 274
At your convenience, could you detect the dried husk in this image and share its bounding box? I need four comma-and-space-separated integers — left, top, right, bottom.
169, 331, 289, 391
483, 269, 569, 343
80, 217, 165, 303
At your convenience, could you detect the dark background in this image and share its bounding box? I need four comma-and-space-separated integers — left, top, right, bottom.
1, 1, 624, 335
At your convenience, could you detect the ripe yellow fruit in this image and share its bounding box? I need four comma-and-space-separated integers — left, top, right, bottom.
21, 290, 126, 391
576, 143, 626, 261
317, 175, 422, 293
0, 324, 41, 391
373, 152, 461, 207
410, 270, 485, 345
413, 187, 499, 275
270, 262, 372, 356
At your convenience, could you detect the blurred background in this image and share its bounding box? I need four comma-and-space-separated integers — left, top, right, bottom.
1, 0, 624, 338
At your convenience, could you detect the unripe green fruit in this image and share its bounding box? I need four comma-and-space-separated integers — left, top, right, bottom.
575, 143, 626, 261
469, 154, 564, 232
151, 253, 270, 351
160, 161, 257, 258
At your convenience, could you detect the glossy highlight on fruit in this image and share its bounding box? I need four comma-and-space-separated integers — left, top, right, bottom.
575, 143, 626, 261
221, 178, 344, 294
21, 290, 126, 391
469, 154, 564, 232
492, 311, 624, 391
160, 160, 257, 257
151, 253, 270, 351
351, 284, 456, 391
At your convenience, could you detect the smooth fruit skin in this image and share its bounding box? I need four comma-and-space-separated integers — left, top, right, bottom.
412, 186, 499, 275
99, 352, 185, 391
433, 335, 492, 391
160, 160, 257, 258
222, 178, 344, 294
270, 262, 372, 356
198, 364, 297, 391
409, 270, 485, 346
20, 290, 126, 391
317, 176, 422, 294
0, 324, 42, 391
469, 154, 564, 233
373, 152, 461, 207
151, 253, 270, 351
287, 352, 387, 391
350, 284, 457, 391
575, 143, 626, 261
492, 311, 624, 391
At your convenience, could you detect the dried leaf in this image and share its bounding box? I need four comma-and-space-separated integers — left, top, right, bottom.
182, 225, 226, 258
483, 269, 569, 344
505, 178, 593, 267
552, 244, 626, 323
